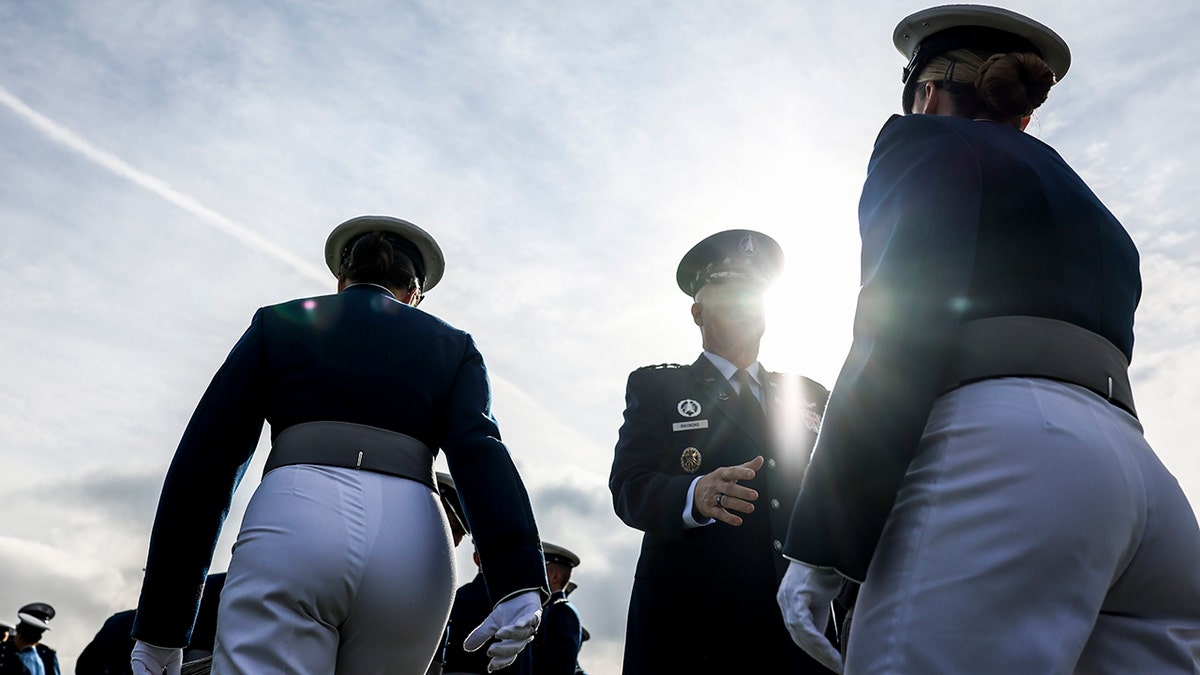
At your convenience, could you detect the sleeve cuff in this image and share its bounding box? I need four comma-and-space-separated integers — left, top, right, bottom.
682, 475, 715, 529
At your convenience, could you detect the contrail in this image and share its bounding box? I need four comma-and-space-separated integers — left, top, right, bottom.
0, 84, 330, 284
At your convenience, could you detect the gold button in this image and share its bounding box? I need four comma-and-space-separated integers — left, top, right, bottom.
771, 499, 780, 510
767, 458, 777, 469
773, 540, 783, 551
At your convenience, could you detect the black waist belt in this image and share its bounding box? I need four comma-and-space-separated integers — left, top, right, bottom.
263, 421, 436, 488
939, 316, 1137, 418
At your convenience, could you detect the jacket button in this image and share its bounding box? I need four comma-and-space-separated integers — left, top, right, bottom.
771, 498, 780, 510
773, 540, 783, 551
767, 458, 777, 469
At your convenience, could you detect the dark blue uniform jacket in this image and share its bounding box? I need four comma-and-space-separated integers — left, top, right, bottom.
133, 284, 545, 646
610, 354, 832, 673
530, 590, 582, 675
784, 114, 1142, 581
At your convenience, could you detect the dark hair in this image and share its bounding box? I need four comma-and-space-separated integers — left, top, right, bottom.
975, 52, 1055, 120
916, 48, 1057, 127
16, 623, 45, 642
339, 232, 421, 294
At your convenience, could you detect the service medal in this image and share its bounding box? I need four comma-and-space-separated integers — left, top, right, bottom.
680, 447, 702, 474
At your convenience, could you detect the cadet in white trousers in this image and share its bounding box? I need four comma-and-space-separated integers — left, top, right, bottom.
777, 6, 1200, 674
131, 216, 549, 675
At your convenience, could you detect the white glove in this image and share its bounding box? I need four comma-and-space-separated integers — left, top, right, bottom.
131, 640, 183, 675
464, 590, 543, 672
777, 560, 845, 673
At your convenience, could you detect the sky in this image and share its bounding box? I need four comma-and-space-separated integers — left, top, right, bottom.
2, 1, 1199, 672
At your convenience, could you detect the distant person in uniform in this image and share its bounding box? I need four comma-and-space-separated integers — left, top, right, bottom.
427, 471, 474, 675
0, 603, 60, 675
437, 472, 469, 548
529, 543, 583, 675
776, 6, 1200, 674
76, 609, 135, 675
78, 574, 226, 675
609, 230, 838, 674
442, 547, 532, 675
572, 625, 588, 675
130, 215, 549, 675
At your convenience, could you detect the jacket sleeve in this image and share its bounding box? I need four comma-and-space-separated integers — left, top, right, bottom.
133, 310, 268, 646
609, 368, 698, 543
439, 335, 548, 604
784, 115, 982, 581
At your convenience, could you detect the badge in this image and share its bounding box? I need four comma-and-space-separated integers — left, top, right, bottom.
802, 410, 822, 433
673, 419, 709, 432
680, 447, 702, 473
718, 391, 730, 401
677, 399, 701, 417
740, 234, 757, 256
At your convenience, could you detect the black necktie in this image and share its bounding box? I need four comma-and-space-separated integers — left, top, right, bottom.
732, 369, 765, 427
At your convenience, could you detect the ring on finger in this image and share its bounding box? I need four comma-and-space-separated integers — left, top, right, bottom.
715, 493, 725, 507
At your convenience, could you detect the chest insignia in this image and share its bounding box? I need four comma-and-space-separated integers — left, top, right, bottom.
673, 419, 709, 432
681, 447, 702, 474
677, 399, 702, 417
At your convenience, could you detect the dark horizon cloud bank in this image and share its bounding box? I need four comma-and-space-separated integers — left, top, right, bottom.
3, 1, 1199, 672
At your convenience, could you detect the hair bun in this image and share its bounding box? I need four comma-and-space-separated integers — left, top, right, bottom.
975, 52, 1055, 119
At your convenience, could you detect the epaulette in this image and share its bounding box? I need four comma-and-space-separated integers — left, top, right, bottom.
635, 363, 686, 371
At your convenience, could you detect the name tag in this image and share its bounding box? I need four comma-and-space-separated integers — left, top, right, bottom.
673, 420, 709, 432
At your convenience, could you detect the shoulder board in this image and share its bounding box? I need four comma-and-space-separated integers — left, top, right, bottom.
767, 372, 830, 397
634, 363, 686, 371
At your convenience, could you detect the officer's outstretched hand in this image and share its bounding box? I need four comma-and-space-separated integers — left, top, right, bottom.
693, 455, 763, 526
130, 640, 182, 675
464, 590, 543, 672
777, 560, 844, 673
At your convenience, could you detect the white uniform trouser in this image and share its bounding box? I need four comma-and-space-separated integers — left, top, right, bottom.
212, 465, 456, 675
845, 378, 1200, 674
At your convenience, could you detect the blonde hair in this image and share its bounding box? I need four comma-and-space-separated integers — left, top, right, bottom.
916, 48, 1057, 126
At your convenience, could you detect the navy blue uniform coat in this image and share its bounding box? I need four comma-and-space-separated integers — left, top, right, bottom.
610, 355, 831, 674
133, 284, 546, 646
784, 114, 1141, 581
529, 590, 582, 675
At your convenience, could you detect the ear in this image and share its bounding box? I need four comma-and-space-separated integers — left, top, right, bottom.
920, 82, 941, 114
1018, 115, 1031, 131
336, 275, 348, 292
398, 288, 422, 306
691, 301, 703, 327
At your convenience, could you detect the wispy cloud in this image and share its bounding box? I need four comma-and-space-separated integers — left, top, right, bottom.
0, 84, 329, 284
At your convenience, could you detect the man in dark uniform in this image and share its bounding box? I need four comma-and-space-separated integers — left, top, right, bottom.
76, 610, 135, 675
0, 603, 60, 675
609, 230, 836, 674
77, 574, 227, 675
529, 543, 583, 675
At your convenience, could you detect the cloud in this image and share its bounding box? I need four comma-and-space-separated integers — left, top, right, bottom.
0, 84, 329, 284
4, 3, 1200, 674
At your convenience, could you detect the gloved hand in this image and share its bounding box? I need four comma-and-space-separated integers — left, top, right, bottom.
464, 590, 543, 672
130, 640, 183, 675
777, 560, 845, 674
